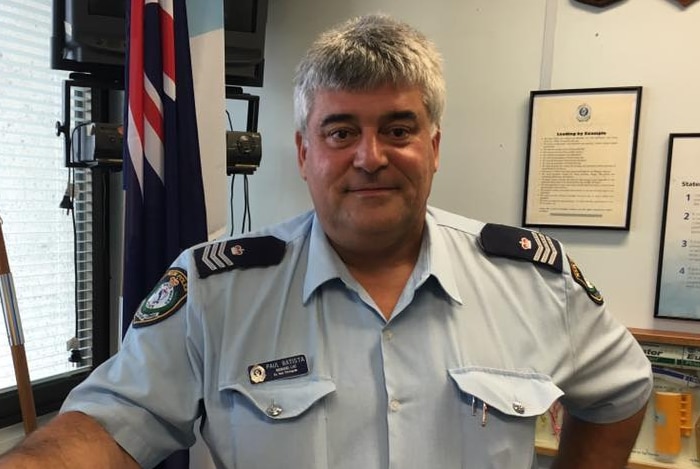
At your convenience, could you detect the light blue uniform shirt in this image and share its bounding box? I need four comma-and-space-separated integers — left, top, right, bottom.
61, 207, 652, 469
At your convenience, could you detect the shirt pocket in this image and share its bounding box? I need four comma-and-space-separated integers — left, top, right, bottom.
220, 378, 336, 468
448, 366, 563, 469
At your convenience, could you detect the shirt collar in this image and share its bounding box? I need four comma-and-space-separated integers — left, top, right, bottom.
424, 209, 463, 304
302, 214, 346, 303
302, 210, 463, 305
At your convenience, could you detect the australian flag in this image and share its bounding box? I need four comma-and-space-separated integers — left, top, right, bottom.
122, 0, 211, 467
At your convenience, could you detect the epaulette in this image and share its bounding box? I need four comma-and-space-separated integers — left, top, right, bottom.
479, 223, 563, 272
194, 235, 286, 279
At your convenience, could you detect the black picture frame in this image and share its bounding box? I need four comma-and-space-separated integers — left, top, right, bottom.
654, 133, 700, 321
523, 86, 642, 230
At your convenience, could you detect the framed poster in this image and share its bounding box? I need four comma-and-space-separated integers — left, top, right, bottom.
655, 134, 700, 320
522, 87, 642, 229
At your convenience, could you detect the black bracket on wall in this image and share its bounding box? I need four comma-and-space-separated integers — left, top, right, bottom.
55, 73, 124, 169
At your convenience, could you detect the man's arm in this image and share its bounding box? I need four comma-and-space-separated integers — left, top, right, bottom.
0, 411, 139, 469
550, 404, 647, 469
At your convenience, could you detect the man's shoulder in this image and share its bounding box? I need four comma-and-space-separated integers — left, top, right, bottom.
478, 222, 565, 273
428, 206, 566, 273
188, 210, 314, 279
427, 206, 485, 236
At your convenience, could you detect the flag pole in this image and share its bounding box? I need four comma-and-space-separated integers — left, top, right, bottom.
0, 217, 37, 434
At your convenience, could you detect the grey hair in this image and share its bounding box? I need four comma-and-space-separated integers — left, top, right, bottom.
293, 14, 445, 134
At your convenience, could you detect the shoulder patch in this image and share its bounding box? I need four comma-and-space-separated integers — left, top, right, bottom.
479, 223, 563, 272
195, 235, 286, 279
568, 256, 604, 305
133, 268, 188, 328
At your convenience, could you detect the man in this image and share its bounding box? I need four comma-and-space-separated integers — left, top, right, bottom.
0, 14, 651, 469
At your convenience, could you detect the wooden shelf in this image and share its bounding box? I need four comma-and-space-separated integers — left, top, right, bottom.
630, 327, 700, 347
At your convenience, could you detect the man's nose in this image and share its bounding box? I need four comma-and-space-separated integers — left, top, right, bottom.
353, 133, 388, 173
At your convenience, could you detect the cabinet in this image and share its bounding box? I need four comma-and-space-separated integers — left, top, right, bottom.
535, 328, 700, 468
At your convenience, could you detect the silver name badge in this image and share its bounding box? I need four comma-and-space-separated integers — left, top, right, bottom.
248, 354, 309, 384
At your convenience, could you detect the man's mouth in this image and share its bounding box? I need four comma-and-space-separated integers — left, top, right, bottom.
345, 184, 397, 193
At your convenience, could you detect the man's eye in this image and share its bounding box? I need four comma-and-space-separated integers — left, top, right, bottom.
387, 127, 411, 139
325, 128, 358, 147
330, 129, 351, 139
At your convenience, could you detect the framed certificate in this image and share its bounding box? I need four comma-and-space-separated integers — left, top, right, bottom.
522, 87, 642, 229
655, 134, 700, 321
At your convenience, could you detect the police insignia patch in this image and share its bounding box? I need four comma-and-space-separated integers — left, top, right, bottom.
568, 256, 604, 305
133, 268, 188, 328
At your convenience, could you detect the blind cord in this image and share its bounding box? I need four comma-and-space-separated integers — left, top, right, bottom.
65, 165, 82, 366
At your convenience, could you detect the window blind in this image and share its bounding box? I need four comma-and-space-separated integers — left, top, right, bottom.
0, 0, 92, 390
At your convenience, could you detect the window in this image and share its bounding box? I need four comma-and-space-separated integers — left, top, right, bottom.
0, 0, 110, 426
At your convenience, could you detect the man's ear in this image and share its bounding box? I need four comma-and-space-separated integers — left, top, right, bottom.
295, 131, 307, 180
431, 128, 441, 172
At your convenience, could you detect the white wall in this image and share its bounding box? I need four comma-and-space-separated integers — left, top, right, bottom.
245, 0, 700, 333
546, 0, 700, 331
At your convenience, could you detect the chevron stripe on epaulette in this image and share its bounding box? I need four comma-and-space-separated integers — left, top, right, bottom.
479, 224, 563, 272
194, 235, 286, 279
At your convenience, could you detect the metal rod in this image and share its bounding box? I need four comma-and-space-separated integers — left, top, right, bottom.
0, 220, 38, 434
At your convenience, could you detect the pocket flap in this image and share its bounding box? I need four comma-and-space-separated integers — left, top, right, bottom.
223, 379, 336, 420
448, 366, 563, 417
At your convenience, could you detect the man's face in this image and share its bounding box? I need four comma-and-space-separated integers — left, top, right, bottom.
296, 85, 441, 247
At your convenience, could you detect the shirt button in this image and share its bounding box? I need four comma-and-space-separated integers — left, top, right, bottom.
383, 330, 394, 341
512, 401, 525, 414
389, 399, 401, 412
266, 402, 283, 417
